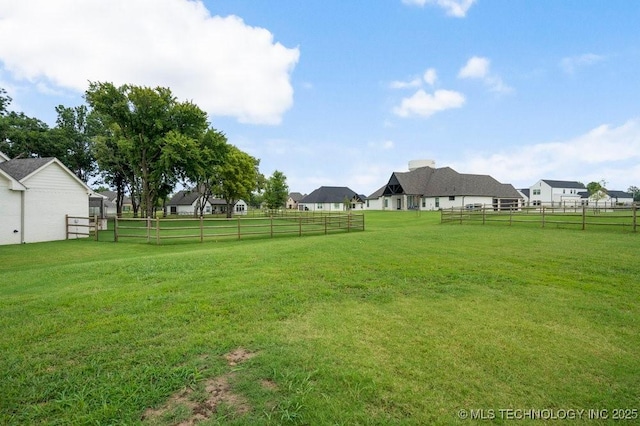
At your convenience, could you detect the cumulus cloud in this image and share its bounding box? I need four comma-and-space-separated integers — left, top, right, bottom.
0, 0, 300, 125
402, 0, 476, 18
390, 68, 437, 90
423, 68, 438, 85
560, 53, 605, 74
393, 89, 465, 117
458, 56, 512, 94
449, 119, 640, 189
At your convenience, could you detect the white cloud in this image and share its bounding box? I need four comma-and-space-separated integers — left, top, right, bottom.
402, 0, 476, 18
390, 78, 423, 89
458, 56, 513, 94
560, 53, 605, 74
0, 0, 299, 125
449, 119, 640, 190
458, 56, 490, 79
393, 89, 465, 117
423, 68, 438, 85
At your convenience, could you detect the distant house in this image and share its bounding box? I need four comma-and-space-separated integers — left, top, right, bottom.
579, 189, 634, 207
299, 186, 365, 211
0, 153, 94, 245
286, 192, 305, 210
165, 190, 247, 216
366, 164, 522, 211
96, 190, 133, 216
529, 180, 586, 207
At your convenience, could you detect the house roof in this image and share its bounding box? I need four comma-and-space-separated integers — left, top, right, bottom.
519, 188, 531, 198
167, 190, 203, 206
382, 166, 522, 199
288, 192, 305, 202
607, 190, 633, 199
97, 190, 132, 204
301, 186, 363, 203
0, 151, 10, 162
541, 179, 586, 189
367, 185, 386, 199
0, 157, 55, 181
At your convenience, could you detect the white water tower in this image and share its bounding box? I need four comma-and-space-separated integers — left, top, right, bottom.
408, 159, 435, 171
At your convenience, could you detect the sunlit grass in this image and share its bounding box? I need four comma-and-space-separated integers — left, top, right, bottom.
1, 211, 638, 424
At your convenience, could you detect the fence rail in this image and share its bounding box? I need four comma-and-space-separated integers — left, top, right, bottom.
66, 215, 99, 240
441, 205, 638, 232
113, 213, 365, 244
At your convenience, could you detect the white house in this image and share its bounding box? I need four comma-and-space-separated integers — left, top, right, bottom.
579, 189, 635, 207
299, 186, 365, 212
166, 190, 247, 216
528, 180, 585, 207
0, 154, 94, 245
366, 164, 522, 211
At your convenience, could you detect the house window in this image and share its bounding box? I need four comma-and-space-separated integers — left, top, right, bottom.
317, 203, 323, 209
532, 200, 541, 206
435, 197, 440, 208
449, 196, 455, 201
384, 199, 388, 208
170, 206, 177, 214
422, 198, 425, 208
366, 200, 370, 207
533, 189, 541, 195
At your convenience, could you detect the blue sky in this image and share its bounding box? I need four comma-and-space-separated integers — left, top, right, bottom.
1, 0, 639, 195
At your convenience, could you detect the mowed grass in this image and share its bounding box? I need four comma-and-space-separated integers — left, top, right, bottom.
0, 212, 638, 424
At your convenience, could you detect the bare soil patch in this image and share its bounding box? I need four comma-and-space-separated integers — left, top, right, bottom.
141, 348, 256, 425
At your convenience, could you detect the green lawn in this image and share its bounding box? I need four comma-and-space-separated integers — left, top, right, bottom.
1, 212, 638, 425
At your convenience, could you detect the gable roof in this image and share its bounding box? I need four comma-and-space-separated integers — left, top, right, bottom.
167, 190, 203, 206
0, 156, 94, 195
541, 179, 585, 189
301, 186, 363, 203
382, 166, 522, 199
288, 192, 305, 202
607, 190, 633, 199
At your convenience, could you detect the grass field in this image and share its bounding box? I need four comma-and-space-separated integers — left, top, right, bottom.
1, 211, 639, 424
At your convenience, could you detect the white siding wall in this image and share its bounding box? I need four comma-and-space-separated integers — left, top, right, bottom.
21, 163, 89, 243
301, 202, 346, 212
0, 177, 22, 245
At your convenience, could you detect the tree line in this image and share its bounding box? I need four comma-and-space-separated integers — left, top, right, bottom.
0, 84, 290, 218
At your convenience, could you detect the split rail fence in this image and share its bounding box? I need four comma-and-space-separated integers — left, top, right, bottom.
113, 213, 364, 244
66, 215, 99, 240
441, 205, 638, 232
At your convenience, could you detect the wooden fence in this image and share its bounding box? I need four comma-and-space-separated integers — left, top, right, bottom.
441, 205, 638, 232
66, 215, 99, 240
113, 213, 365, 244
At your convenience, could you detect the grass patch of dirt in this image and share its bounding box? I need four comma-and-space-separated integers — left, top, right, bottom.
142, 348, 256, 425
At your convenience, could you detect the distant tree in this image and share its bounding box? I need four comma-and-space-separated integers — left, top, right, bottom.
0, 88, 10, 115
86, 82, 209, 218
215, 145, 260, 218
628, 186, 640, 202
263, 170, 289, 210
50, 105, 98, 182
587, 180, 608, 206
0, 110, 52, 159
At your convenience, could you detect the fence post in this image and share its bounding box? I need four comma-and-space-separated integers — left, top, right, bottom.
582, 206, 586, 231
299, 216, 302, 237
237, 216, 241, 239
633, 204, 637, 233
542, 207, 545, 228
65, 214, 69, 239
114, 216, 119, 242
482, 206, 486, 225
200, 216, 204, 243
270, 215, 273, 238
94, 215, 98, 241
348, 213, 352, 232
146, 217, 151, 243
156, 217, 160, 244
509, 208, 513, 226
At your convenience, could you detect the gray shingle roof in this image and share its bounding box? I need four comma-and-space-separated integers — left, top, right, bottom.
382, 166, 522, 198
541, 180, 585, 189
167, 190, 203, 206
0, 157, 54, 181
301, 186, 362, 203
288, 192, 305, 202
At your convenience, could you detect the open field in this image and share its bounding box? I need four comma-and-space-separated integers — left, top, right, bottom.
1, 211, 639, 424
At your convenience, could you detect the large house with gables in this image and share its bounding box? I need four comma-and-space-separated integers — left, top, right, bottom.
366, 163, 522, 211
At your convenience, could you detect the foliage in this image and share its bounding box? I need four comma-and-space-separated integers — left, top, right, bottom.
85, 82, 210, 218
263, 170, 289, 210
215, 145, 260, 218
628, 185, 640, 202
50, 105, 98, 182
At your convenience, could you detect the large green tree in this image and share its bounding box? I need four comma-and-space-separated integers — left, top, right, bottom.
50, 105, 98, 182
628, 186, 640, 202
263, 170, 289, 210
85, 82, 209, 218
216, 145, 260, 218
